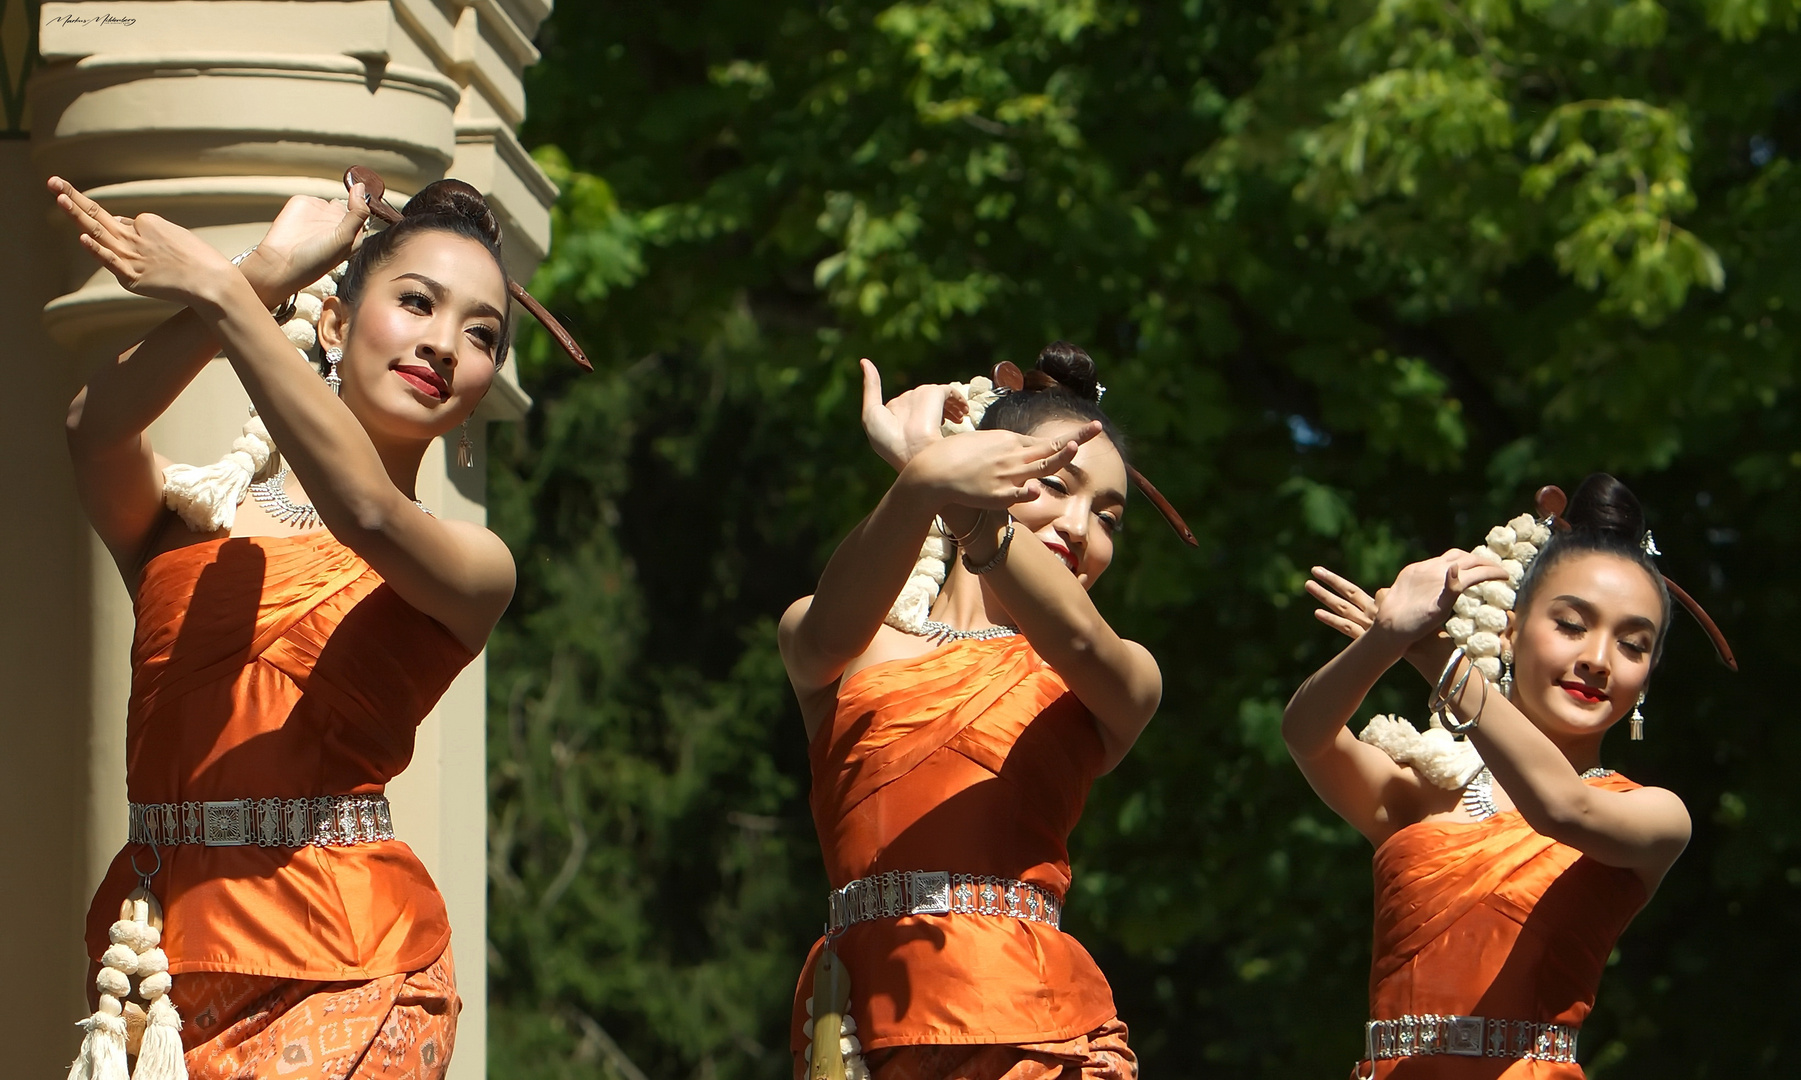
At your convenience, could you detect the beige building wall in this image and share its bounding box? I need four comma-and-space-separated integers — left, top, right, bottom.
3, 1, 556, 1075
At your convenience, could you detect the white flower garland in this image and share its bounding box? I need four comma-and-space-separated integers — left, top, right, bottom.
883, 375, 1002, 634
1357, 510, 1553, 789
159, 263, 346, 533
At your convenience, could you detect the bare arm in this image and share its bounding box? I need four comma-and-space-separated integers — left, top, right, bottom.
59, 182, 514, 652
779, 427, 1089, 698
1444, 660, 1690, 877
1282, 553, 1504, 843
202, 270, 514, 651
958, 517, 1160, 772
56, 179, 371, 579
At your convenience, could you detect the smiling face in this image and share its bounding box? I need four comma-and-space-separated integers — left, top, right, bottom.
1007, 419, 1128, 589
1504, 551, 1665, 740
317, 230, 508, 444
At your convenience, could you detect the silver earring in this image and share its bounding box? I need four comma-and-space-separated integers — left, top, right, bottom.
457, 420, 473, 469
324, 347, 343, 395
1630, 692, 1646, 741
1499, 652, 1513, 698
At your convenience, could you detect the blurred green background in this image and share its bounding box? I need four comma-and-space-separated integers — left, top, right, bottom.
483, 1, 1799, 1075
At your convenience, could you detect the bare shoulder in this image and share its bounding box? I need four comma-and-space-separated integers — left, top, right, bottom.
1616, 782, 1692, 837
437, 517, 516, 575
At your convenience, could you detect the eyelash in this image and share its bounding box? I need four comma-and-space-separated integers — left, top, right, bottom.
1038, 477, 1122, 531
1554, 617, 1650, 657
400, 291, 498, 351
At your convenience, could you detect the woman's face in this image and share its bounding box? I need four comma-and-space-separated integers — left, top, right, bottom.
1504, 552, 1664, 741
318, 231, 508, 443
1008, 419, 1128, 590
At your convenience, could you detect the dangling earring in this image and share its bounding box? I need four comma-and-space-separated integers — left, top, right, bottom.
324, 347, 343, 395
457, 420, 473, 469
1499, 651, 1513, 699
1630, 692, 1646, 741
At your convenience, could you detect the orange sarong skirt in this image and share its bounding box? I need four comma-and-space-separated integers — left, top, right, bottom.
172, 947, 459, 1079
795, 1018, 1136, 1080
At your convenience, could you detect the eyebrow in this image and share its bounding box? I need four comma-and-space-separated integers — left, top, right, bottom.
1550, 595, 1659, 634
394, 272, 505, 323
1058, 460, 1127, 508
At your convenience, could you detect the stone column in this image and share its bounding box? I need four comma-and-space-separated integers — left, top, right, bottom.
4, 2, 556, 1075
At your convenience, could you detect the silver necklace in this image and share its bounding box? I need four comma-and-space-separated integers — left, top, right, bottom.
248, 467, 431, 530
917, 619, 1019, 642
1462, 765, 1614, 822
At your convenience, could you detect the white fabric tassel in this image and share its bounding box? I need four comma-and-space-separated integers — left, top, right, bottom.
131, 996, 186, 1080
68, 998, 130, 1080
160, 413, 277, 533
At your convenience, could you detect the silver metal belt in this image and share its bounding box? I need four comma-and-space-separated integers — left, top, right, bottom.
128, 795, 394, 848
827, 869, 1063, 934
1365, 1014, 1579, 1064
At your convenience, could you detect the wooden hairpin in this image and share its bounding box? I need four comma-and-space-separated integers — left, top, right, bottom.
992, 361, 1198, 546
344, 166, 592, 371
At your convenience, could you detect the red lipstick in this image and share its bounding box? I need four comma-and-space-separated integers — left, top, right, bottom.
395, 364, 450, 401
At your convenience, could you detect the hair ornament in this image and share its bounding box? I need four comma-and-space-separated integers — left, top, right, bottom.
1641, 531, 1661, 556
344, 166, 591, 371
990, 361, 1197, 546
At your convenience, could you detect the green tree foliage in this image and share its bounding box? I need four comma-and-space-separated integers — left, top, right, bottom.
490, 1, 1801, 1075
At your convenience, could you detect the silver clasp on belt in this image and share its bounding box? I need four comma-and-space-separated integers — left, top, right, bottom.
201, 799, 253, 846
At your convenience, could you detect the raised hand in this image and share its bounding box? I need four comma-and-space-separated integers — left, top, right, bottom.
903, 421, 1100, 509
49, 176, 236, 306
860, 358, 969, 471
247, 187, 372, 295
1308, 566, 1381, 641
1372, 550, 1509, 644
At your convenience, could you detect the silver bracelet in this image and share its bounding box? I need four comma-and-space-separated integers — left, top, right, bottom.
230, 245, 298, 322
937, 511, 987, 547
962, 515, 1015, 575
1433, 648, 1484, 734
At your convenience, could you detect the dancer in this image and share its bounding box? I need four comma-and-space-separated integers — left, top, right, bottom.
779, 343, 1181, 1080
1284, 474, 1730, 1077
53, 169, 569, 1078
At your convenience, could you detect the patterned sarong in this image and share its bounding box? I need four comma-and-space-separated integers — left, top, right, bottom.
797, 1018, 1136, 1080
172, 947, 458, 1079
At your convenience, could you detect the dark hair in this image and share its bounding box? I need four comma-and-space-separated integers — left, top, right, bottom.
1514, 473, 1673, 662
338, 179, 512, 366
978, 341, 1128, 458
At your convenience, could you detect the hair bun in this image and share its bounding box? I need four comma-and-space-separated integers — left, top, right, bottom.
404, 179, 501, 246
1563, 473, 1646, 541
1034, 340, 1102, 401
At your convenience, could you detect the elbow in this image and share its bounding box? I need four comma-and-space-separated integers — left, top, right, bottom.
1529, 791, 1593, 843
339, 489, 401, 537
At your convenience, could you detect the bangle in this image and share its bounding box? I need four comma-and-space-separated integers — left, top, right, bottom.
1429, 646, 1467, 712
937, 511, 987, 547
230, 245, 298, 321
1430, 648, 1485, 735
962, 515, 1014, 575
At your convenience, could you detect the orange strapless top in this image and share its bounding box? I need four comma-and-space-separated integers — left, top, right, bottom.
1367, 772, 1648, 1077
83, 532, 475, 981
789, 636, 1117, 1052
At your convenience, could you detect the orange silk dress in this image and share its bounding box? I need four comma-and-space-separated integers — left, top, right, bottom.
81, 533, 474, 1074
790, 636, 1121, 1065
1365, 773, 1648, 1078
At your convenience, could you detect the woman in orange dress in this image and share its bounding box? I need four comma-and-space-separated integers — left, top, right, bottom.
54, 172, 525, 1078
1283, 475, 1701, 1078
778, 344, 1165, 1079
